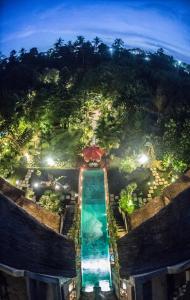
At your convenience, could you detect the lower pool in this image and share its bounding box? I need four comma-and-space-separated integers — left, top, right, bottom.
81, 169, 112, 292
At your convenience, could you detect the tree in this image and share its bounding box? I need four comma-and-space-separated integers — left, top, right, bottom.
92, 36, 102, 52
54, 37, 63, 51
0, 35, 190, 179
112, 38, 124, 51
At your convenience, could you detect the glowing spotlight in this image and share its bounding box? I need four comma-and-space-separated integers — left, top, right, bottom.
85, 285, 94, 292
122, 281, 127, 290
33, 182, 39, 188
109, 47, 113, 54
46, 157, 55, 166
138, 154, 149, 164
99, 280, 111, 292
178, 60, 182, 65
55, 184, 61, 191
145, 56, 150, 61
68, 282, 74, 292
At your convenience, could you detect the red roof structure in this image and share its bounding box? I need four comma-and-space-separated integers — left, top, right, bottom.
82, 145, 105, 162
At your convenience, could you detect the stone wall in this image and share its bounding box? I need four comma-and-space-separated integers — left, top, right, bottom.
0, 178, 60, 232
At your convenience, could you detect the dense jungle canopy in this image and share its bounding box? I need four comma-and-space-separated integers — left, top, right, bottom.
0, 36, 190, 175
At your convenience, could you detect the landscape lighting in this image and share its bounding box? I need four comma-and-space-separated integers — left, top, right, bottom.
138, 154, 149, 165
55, 184, 61, 191
33, 182, 39, 188
46, 156, 55, 166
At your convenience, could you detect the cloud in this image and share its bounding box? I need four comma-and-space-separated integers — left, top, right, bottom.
1, 26, 37, 43
1, 0, 190, 63
36, 3, 66, 20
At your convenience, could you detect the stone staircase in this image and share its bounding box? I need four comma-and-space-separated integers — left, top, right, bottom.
111, 203, 126, 237
16, 169, 34, 199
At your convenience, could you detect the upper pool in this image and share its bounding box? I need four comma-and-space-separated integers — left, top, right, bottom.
81, 169, 112, 292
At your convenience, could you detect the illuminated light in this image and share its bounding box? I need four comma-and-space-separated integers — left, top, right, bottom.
24, 152, 31, 162
147, 182, 151, 185
46, 157, 55, 166
138, 154, 149, 164
122, 281, 127, 290
99, 280, 111, 292
33, 182, 39, 188
85, 285, 94, 292
178, 60, 182, 65
16, 180, 20, 185
145, 56, 150, 61
63, 184, 69, 189
55, 184, 60, 191
69, 282, 73, 292
109, 47, 114, 55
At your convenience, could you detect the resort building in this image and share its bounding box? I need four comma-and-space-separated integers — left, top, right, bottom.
0, 149, 190, 300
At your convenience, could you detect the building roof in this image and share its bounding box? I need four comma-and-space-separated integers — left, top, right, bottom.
0, 177, 60, 231
117, 187, 190, 279
82, 145, 105, 162
0, 193, 76, 278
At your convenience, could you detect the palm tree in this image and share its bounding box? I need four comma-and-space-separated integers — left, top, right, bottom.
74, 36, 85, 47
54, 37, 63, 51
92, 37, 102, 52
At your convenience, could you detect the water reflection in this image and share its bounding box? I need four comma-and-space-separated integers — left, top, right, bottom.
81, 170, 112, 291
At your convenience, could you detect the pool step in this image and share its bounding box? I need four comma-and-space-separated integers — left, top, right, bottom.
80, 290, 118, 300
111, 204, 126, 237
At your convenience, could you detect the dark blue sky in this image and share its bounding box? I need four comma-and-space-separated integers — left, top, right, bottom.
1, 0, 190, 63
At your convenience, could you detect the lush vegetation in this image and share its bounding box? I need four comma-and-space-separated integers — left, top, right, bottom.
39, 190, 64, 213
1, 36, 190, 178
119, 183, 137, 214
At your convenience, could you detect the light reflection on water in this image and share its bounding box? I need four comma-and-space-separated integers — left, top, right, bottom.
81, 169, 112, 292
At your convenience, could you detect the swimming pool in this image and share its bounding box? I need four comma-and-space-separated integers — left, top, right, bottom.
81, 169, 112, 292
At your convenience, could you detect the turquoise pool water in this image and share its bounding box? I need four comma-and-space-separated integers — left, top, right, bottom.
81, 169, 112, 292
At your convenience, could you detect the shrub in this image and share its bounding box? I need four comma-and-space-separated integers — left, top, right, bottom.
39, 190, 64, 213
119, 183, 137, 214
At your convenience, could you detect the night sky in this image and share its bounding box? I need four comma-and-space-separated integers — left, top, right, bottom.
1, 0, 190, 63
